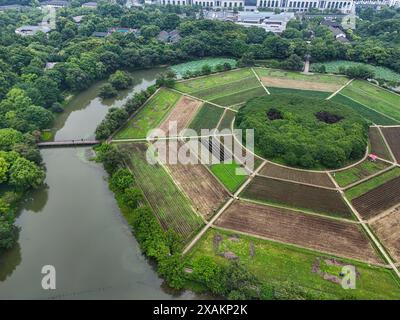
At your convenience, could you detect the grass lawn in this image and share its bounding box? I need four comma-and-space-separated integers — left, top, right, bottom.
188, 103, 225, 134
267, 87, 331, 99
120, 143, 203, 241
187, 228, 400, 300
114, 89, 181, 139
340, 80, 400, 122
210, 162, 248, 192
310, 61, 400, 83
345, 167, 400, 201
255, 67, 349, 85
174, 68, 254, 94
331, 94, 399, 125
170, 58, 237, 77
333, 160, 391, 187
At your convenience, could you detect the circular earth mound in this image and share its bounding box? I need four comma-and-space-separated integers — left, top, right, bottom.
235, 94, 368, 169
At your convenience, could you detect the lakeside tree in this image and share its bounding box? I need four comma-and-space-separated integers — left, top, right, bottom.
99, 83, 118, 99
109, 70, 133, 90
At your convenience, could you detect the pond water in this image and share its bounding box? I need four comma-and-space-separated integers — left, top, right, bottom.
0, 68, 205, 299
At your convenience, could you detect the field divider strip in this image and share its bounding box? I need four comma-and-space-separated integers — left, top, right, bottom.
169, 88, 238, 113
367, 202, 400, 224
377, 126, 398, 164
339, 93, 400, 124
239, 197, 360, 224
337, 180, 400, 278
111, 133, 234, 143
256, 173, 338, 190
211, 225, 389, 268
341, 164, 397, 191
215, 108, 227, 130
376, 156, 397, 166
251, 67, 270, 95
326, 78, 353, 100
182, 160, 267, 255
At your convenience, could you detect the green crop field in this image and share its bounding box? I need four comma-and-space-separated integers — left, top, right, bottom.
255, 67, 349, 85
188, 103, 225, 134
267, 87, 331, 99
331, 94, 399, 125
218, 109, 236, 131
211, 86, 267, 107
210, 162, 247, 192
174, 68, 254, 94
340, 80, 400, 122
120, 143, 203, 241
191, 76, 261, 101
345, 167, 400, 201
170, 58, 237, 77
187, 228, 400, 300
115, 89, 181, 139
333, 160, 391, 187
310, 61, 400, 83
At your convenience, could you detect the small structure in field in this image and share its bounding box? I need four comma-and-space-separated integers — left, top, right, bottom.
368, 154, 378, 162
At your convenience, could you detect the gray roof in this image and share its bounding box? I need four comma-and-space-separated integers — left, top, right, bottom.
82, 2, 98, 7
92, 31, 109, 37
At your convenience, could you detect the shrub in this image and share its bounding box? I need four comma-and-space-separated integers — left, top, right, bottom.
99, 83, 118, 99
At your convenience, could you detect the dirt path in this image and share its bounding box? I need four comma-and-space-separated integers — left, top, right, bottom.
326, 78, 353, 100
251, 67, 270, 95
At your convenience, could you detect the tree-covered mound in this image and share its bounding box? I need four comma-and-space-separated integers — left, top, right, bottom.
236, 94, 368, 169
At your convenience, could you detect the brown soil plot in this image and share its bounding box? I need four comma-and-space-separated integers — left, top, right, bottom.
352, 176, 400, 219
259, 162, 335, 188
242, 175, 353, 218
371, 205, 400, 262
157, 96, 202, 136
215, 201, 381, 264
381, 127, 400, 162
156, 140, 230, 219
369, 127, 392, 161
260, 77, 341, 92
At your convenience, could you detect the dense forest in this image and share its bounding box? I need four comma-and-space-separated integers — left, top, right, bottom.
236, 94, 368, 169
0, 1, 399, 252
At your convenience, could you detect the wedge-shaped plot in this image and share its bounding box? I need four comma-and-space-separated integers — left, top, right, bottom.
157, 95, 202, 136
259, 162, 335, 188
381, 127, 400, 163
369, 127, 393, 161
242, 175, 353, 219
215, 201, 381, 264
352, 175, 400, 220
255, 68, 348, 92
370, 205, 400, 262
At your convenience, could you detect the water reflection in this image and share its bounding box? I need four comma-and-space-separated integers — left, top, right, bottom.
0, 243, 21, 282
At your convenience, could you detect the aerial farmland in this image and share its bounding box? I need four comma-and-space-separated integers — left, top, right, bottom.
107, 65, 400, 300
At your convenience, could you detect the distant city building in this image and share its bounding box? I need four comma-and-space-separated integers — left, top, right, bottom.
41, 0, 70, 7
155, 0, 355, 12
72, 15, 85, 23
15, 25, 51, 36
355, 0, 400, 6
237, 11, 295, 32
157, 30, 181, 43
81, 1, 98, 8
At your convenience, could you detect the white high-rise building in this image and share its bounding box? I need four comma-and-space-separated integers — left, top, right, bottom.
157, 0, 354, 12
355, 0, 399, 6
